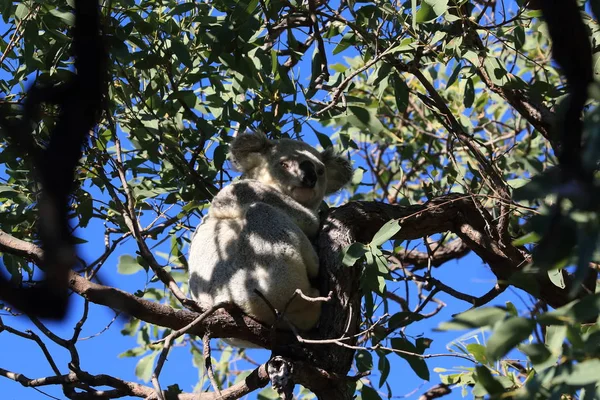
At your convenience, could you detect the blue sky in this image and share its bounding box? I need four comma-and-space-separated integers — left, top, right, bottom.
0, 1, 536, 399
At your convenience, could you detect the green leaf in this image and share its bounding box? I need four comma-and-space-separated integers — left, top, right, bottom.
361, 385, 382, 400
545, 325, 567, 353
524, 9, 543, 18
415, 338, 432, 354
213, 145, 228, 171
437, 307, 507, 330
567, 293, 600, 323
392, 74, 410, 113
388, 312, 425, 330
506, 301, 518, 317
121, 318, 141, 336
49, 9, 75, 26
388, 38, 417, 54
464, 78, 474, 108
15, 3, 29, 20
390, 338, 430, 380
356, 350, 373, 373
466, 343, 488, 364
118, 347, 147, 358
485, 317, 535, 361
333, 32, 355, 55
533, 216, 577, 271
0, 185, 18, 197
347, 106, 386, 135
519, 343, 552, 366
168, 3, 197, 16
513, 167, 561, 201
553, 359, 600, 386
511, 231, 540, 246
310, 126, 334, 149
507, 178, 529, 189
352, 168, 365, 185
135, 352, 158, 382
446, 63, 462, 89
373, 250, 390, 275
484, 58, 509, 86
416, 3, 437, 23
341, 242, 368, 266
1, 0, 12, 23
514, 25, 525, 50
134, 53, 162, 70
475, 365, 505, 395
118, 255, 143, 275
257, 387, 280, 399
171, 38, 193, 68
377, 352, 390, 388
416, 0, 448, 23
548, 269, 566, 289
307, 47, 325, 98
371, 219, 401, 246
570, 224, 599, 297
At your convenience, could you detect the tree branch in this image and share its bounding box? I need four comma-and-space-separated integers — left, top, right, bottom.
0, 365, 269, 399
398, 238, 470, 270
1, 192, 594, 399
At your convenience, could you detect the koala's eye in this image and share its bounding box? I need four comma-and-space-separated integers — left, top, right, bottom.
280, 160, 291, 169
317, 168, 325, 176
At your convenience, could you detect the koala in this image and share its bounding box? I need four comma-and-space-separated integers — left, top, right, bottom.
188, 132, 353, 342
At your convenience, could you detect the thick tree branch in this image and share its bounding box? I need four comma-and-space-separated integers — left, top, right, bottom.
1, 192, 594, 399
0, 0, 107, 319
0, 191, 589, 335
399, 238, 470, 270
328, 194, 590, 308
0, 228, 278, 348
315, 193, 595, 380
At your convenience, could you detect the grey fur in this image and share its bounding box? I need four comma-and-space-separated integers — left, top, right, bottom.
188, 133, 352, 343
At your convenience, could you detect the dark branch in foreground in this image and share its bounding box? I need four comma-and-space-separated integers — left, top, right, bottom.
0, 0, 107, 319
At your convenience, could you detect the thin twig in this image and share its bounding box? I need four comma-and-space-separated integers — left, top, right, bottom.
151, 303, 227, 400
203, 332, 221, 396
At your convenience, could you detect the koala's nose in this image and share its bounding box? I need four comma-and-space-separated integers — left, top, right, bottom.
299, 160, 317, 188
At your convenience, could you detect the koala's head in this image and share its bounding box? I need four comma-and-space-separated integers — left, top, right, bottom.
229, 133, 353, 210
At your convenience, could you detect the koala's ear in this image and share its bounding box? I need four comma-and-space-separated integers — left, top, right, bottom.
229, 132, 274, 172
322, 148, 353, 194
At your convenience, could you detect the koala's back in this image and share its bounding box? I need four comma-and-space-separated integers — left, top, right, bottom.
188, 200, 321, 330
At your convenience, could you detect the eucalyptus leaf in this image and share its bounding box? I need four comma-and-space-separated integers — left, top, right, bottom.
475, 365, 505, 395
486, 317, 535, 361
390, 338, 430, 380
135, 352, 158, 382
437, 307, 507, 331
341, 242, 368, 266
371, 219, 401, 246
118, 255, 143, 275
